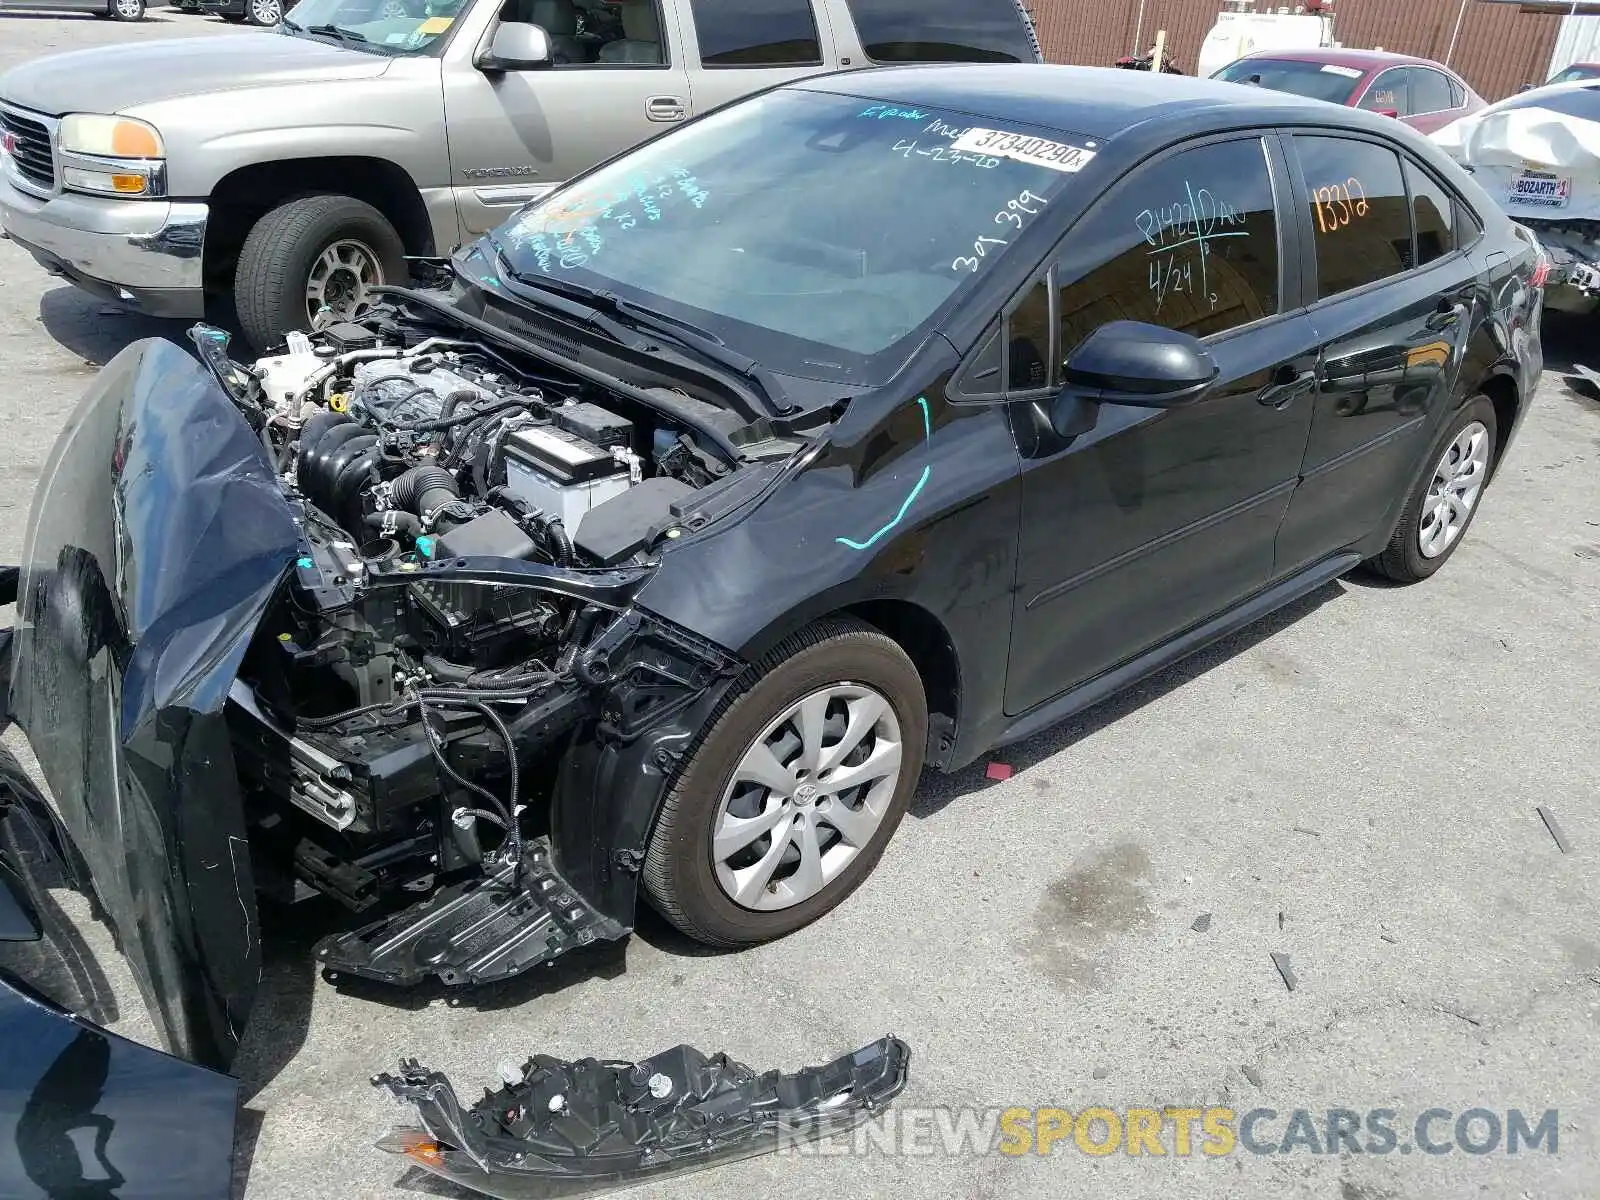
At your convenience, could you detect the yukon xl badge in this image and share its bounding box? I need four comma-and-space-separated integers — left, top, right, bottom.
463, 165, 539, 179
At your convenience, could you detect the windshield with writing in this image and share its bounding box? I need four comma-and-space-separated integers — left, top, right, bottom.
483, 89, 1097, 384
281, 0, 467, 54
1213, 58, 1363, 105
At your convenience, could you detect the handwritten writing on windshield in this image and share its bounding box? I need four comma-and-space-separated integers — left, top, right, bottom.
511, 165, 709, 272
1309, 177, 1369, 233
952, 189, 1049, 274
860, 103, 929, 121
890, 138, 1000, 169
1137, 183, 1248, 312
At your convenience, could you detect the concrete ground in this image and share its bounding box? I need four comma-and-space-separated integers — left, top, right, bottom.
2, 13, 1598, 1199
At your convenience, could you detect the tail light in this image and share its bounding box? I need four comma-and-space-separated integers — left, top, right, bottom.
1530, 255, 1552, 290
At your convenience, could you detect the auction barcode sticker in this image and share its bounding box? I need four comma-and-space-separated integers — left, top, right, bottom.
949, 128, 1097, 173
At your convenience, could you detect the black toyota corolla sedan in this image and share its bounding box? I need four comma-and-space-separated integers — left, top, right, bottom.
1, 63, 1543, 1098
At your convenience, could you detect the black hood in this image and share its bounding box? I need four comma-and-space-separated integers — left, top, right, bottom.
7, 337, 300, 1069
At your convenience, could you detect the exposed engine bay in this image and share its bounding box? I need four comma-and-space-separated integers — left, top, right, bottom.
191, 304, 800, 987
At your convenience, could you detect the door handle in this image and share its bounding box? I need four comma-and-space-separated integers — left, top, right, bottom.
1257, 366, 1316, 409
645, 96, 686, 122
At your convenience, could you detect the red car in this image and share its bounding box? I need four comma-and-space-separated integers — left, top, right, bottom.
1213, 49, 1486, 134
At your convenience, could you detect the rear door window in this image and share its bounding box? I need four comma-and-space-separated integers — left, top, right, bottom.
688, 0, 823, 66
1409, 67, 1455, 114
1294, 135, 1412, 298
1055, 137, 1282, 353
1359, 69, 1409, 116
842, 0, 1037, 63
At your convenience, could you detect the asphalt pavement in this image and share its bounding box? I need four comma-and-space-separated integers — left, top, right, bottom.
1, 13, 1598, 1199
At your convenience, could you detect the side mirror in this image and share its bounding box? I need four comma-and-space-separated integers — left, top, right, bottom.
478, 21, 553, 72
1050, 321, 1218, 436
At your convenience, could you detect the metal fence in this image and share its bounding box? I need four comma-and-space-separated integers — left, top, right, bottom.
1030, 0, 1566, 99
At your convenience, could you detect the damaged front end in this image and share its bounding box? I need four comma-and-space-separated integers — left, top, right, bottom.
5, 319, 755, 1068
373, 1036, 911, 1199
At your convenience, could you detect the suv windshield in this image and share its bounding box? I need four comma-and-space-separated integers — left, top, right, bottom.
281, 0, 468, 54
482, 88, 1094, 384
1213, 58, 1365, 104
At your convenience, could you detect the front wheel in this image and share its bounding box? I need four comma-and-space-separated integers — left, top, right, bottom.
108, 0, 146, 20
643, 617, 928, 948
234, 194, 406, 352
1364, 395, 1498, 583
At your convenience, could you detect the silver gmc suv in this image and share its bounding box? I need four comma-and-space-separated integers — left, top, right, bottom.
0, 0, 1041, 349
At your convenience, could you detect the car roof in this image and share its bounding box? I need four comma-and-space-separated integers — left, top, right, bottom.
793, 63, 1334, 141
1237, 47, 1444, 72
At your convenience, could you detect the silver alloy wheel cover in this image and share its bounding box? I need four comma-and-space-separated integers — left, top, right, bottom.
1419, 420, 1489, 559
251, 0, 279, 21
712, 683, 904, 912
305, 238, 383, 327
115, 0, 141, 15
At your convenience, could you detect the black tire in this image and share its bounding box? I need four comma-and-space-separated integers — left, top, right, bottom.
107, 0, 146, 19
244, 0, 280, 23
1364, 395, 1498, 583
642, 617, 928, 948
234, 195, 406, 353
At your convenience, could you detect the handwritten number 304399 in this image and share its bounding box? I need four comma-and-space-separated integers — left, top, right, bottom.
953, 189, 1048, 273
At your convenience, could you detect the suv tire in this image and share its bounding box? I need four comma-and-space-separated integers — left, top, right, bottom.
234, 194, 406, 352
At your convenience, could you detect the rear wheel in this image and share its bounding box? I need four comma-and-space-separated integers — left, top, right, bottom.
245, 0, 281, 24
1364, 396, 1497, 583
234, 194, 406, 352
108, 0, 146, 20
643, 617, 927, 948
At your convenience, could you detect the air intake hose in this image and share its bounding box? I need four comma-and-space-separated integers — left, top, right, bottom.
390, 464, 460, 521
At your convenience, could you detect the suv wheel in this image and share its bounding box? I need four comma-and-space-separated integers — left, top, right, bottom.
245, 0, 281, 24
643, 617, 927, 948
234, 195, 406, 352
109, 0, 146, 19
1365, 395, 1498, 583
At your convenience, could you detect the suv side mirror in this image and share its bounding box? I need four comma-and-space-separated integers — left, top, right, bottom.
478, 21, 553, 71
1050, 321, 1218, 437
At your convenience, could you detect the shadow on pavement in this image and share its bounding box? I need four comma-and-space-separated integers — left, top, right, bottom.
37, 286, 190, 367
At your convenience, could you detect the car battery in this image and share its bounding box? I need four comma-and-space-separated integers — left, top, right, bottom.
501, 422, 631, 532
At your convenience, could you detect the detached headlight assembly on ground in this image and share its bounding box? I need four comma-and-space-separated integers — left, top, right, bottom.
56, 114, 166, 197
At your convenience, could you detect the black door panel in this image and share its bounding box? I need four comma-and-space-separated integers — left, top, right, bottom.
1007, 310, 1319, 714
1003, 133, 1317, 715
1275, 134, 1481, 571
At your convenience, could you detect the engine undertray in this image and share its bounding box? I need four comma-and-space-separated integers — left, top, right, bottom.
313, 838, 627, 987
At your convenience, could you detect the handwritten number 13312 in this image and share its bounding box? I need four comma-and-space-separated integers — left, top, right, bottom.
1311, 178, 1368, 233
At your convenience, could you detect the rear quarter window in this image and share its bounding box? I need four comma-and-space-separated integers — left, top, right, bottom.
842, 0, 1038, 63
689, 0, 823, 66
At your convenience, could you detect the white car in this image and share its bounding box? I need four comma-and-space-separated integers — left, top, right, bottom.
1433, 79, 1600, 312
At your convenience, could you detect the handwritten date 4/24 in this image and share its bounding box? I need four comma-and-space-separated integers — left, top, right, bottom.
952, 189, 1048, 273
